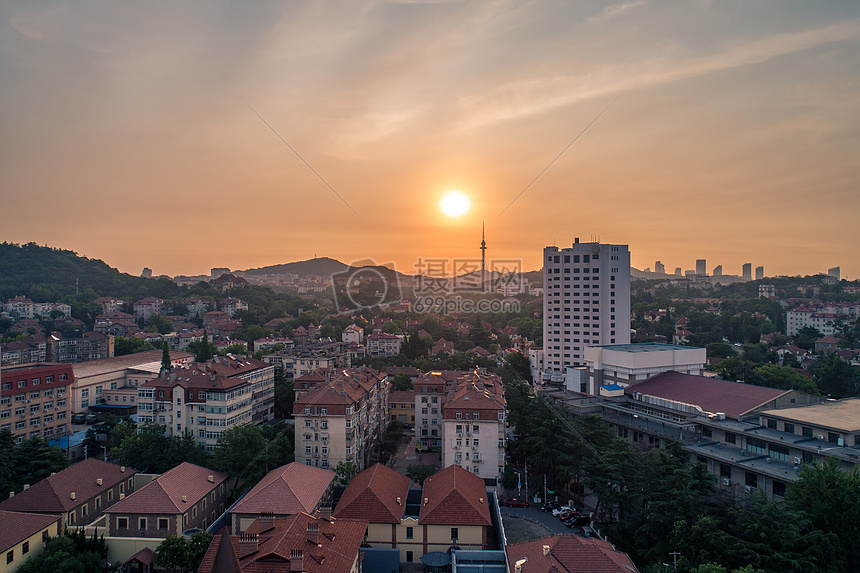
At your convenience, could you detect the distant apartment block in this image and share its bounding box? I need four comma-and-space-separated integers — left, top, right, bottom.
2, 297, 71, 320
654, 261, 665, 274
0, 363, 74, 442
220, 297, 248, 317
367, 333, 403, 357
829, 266, 841, 280
755, 266, 765, 280
742, 263, 752, 280
713, 265, 722, 276
342, 324, 364, 344
133, 297, 165, 321
786, 303, 860, 336
759, 284, 776, 298
695, 259, 706, 275
262, 341, 349, 380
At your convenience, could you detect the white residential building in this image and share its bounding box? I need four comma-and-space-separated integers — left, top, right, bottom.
441, 371, 507, 485
366, 333, 402, 357
542, 241, 631, 380
342, 324, 364, 345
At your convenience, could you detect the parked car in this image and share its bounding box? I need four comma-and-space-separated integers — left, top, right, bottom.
564, 515, 591, 528
540, 501, 562, 512
552, 506, 579, 517
504, 498, 530, 508
556, 509, 581, 521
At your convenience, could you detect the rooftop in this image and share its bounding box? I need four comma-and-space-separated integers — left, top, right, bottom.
0, 510, 60, 552
591, 342, 698, 353
232, 463, 335, 517
105, 462, 226, 515
333, 463, 409, 524
506, 533, 639, 573
72, 350, 193, 379
760, 398, 860, 433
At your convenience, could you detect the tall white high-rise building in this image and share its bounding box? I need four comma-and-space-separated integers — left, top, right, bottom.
542, 240, 631, 380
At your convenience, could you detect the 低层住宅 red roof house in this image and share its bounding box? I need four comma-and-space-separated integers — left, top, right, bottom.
506, 534, 639, 573
104, 462, 227, 538
0, 510, 61, 572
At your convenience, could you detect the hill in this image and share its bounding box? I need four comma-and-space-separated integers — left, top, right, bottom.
0, 242, 187, 302
240, 257, 349, 277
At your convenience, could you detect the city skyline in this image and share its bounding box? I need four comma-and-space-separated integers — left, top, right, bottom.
2, 2, 859, 279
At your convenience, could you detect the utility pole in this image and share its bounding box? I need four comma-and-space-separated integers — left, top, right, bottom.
524, 463, 529, 501
669, 551, 680, 573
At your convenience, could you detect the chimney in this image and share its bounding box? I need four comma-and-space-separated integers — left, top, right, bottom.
515, 557, 527, 572
181, 495, 187, 503
23, 484, 29, 490
238, 534, 258, 558
208, 475, 214, 483
307, 523, 319, 545
97, 478, 103, 486
51, 472, 56, 476
121, 466, 126, 473
8, 492, 13, 499
70, 492, 76, 500
396, 497, 401, 505
258, 512, 274, 532
424, 498, 429, 505
318, 506, 332, 521
289, 549, 304, 572
543, 545, 551, 556
479, 497, 484, 504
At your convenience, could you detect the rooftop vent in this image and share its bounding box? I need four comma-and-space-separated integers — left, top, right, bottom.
182, 495, 187, 502
70, 492, 76, 500
543, 545, 551, 556
208, 475, 214, 483
96, 478, 103, 486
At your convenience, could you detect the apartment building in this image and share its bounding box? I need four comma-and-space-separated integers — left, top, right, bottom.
220, 297, 248, 317
137, 370, 251, 451
104, 462, 227, 538
0, 363, 73, 442
196, 355, 275, 424
366, 333, 402, 357
132, 297, 165, 321
542, 241, 631, 381
414, 371, 452, 450
0, 458, 137, 527
0, 336, 48, 366
389, 390, 416, 425
292, 367, 388, 471
262, 341, 349, 380
441, 371, 507, 485
2, 297, 71, 320
50, 331, 114, 364
93, 312, 139, 337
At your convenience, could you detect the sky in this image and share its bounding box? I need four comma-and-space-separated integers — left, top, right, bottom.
2, 1, 859, 280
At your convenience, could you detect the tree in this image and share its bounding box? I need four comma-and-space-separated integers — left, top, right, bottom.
161, 341, 171, 374
334, 461, 359, 485
813, 354, 859, 398
391, 373, 412, 391
114, 336, 156, 356
212, 424, 272, 499
145, 314, 174, 334
155, 534, 188, 573
185, 530, 214, 571
787, 457, 860, 570
17, 531, 106, 573
406, 464, 436, 486
190, 330, 214, 362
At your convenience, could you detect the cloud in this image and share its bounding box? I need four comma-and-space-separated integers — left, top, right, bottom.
8, 5, 67, 40
588, 0, 645, 23
456, 18, 860, 130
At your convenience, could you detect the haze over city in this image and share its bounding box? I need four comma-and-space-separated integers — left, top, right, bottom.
2, 1, 858, 278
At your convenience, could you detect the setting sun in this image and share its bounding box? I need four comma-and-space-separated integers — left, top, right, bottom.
440, 191, 470, 218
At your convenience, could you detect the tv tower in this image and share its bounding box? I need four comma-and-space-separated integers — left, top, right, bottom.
480, 222, 487, 275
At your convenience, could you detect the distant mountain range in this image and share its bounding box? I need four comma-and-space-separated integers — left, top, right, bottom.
240, 257, 349, 277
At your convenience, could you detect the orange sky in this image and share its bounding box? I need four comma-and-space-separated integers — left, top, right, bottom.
2, 1, 859, 279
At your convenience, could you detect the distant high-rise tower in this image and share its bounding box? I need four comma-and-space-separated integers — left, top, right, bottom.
742, 263, 752, 280
696, 259, 707, 276
829, 267, 841, 280
211, 267, 230, 280
542, 240, 630, 380
655, 261, 665, 274
713, 265, 723, 276
755, 266, 764, 280
480, 222, 487, 276
141, 268, 152, 279
675, 267, 683, 276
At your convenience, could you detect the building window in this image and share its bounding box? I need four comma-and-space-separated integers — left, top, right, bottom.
6, 550, 13, 564
725, 432, 736, 444
118, 517, 128, 529
767, 419, 777, 429
773, 480, 787, 498
406, 527, 413, 539
108, 490, 113, 501
406, 551, 413, 563
139, 517, 147, 529
746, 437, 767, 455
784, 423, 795, 434
450, 528, 458, 541
745, 472, 758, 489
158, 518, 169, 530
22, 541, 28, 555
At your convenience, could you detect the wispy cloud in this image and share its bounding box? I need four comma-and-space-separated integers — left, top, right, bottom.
588, 0, 645, 23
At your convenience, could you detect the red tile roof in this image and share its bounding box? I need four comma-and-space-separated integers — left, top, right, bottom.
0, 510, 60, 552
105, 462, 226, 515
626, 371, 789, 419
419, 465, 490, 526
333, 463, 409, 524
199, 512, 367, 573
0, 458, 136, 514
232, 463, 335, 517
506, 534, 639, 573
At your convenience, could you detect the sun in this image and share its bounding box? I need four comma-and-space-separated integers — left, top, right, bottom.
440, 191, 470, 218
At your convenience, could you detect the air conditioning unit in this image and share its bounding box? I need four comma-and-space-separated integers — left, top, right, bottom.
818, 435, 825, 440
794, 457, 801, 465
744, 485, 752, 494
722, 478, 731, 486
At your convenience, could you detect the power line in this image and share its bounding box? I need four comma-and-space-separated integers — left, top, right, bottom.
493, 92, 623, 223
234, 92, 366, 223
